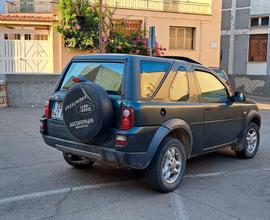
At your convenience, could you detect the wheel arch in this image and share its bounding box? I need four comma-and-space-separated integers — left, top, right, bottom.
232, 110, 261, 151
246, 110, 261, 129
143, 119, 193, 169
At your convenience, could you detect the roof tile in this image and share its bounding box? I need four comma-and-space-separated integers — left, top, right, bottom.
0, 14, 57, 22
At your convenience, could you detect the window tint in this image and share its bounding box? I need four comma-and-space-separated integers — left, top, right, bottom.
140, 61, 170, 98
170, 69, 189, 101
196, 71, 228, 103
61, 62, 124, 94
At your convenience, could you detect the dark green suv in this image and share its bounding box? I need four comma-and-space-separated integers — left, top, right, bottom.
40, 54, 261, 192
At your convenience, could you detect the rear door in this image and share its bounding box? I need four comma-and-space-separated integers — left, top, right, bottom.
47, 60, 125, 142
194, 69, 243, 150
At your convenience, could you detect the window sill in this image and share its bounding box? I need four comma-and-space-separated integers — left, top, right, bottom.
168, 48, 195, 51
248, 61, 267, 63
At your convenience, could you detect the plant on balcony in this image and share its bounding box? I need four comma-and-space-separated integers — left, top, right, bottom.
56, 0, 165, 55
106, 31, 165, 56
56, 0, 113, 51
106, 20, 165, 56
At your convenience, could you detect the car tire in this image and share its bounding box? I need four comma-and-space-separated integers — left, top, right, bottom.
63, 152, 95, 169
235, 122, 260, 159
146, 137, 186, 193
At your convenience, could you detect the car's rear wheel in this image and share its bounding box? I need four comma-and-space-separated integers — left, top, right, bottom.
146, 137, 186, 193
235, 122, 260, 159
63, 152, 95, 169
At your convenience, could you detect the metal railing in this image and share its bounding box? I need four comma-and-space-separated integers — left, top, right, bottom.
5, 0, 212, 15
97, 0, 212, 15
6, 0, 52, 14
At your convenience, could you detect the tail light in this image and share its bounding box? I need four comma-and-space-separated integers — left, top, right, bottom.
44, 100, 51, 118
120, 107, 134, 130
72, 77, 81, 83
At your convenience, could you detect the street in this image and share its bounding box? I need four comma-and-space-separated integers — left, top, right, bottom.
0, 106, 270, 220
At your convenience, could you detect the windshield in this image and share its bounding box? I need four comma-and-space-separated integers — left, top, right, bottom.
60, 62, 124, 95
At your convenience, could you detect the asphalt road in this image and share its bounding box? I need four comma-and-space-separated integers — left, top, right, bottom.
0, 106, 270, 220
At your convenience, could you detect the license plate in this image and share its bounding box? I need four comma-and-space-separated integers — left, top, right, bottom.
51, 101, 63, 119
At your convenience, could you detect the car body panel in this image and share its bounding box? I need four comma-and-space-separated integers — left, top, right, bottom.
41, 54, 261, 169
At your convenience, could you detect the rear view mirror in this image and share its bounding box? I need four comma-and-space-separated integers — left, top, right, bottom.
233, 91, 246, 102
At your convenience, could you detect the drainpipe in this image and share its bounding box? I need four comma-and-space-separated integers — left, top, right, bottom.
99, 0, 104, 53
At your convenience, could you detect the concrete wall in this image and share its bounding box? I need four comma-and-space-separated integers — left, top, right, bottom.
221, 0, 270, 76
221, 35, 230, 73
228, 74, 270, 97
233, 34, 249, 74
250, 0, 270, 15
235, 8, 250, 29
4, 74, 60, 107
1, 73, 270, 108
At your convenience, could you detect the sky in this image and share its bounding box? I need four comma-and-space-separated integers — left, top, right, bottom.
0, 0, 5, 14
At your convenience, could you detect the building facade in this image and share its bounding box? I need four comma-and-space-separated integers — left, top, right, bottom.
221, 0, 270, 75
0, 0, 221, 73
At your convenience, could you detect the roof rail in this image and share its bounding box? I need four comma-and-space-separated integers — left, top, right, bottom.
161, 56, 201, 65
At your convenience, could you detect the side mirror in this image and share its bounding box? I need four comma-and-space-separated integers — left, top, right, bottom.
233, 91, 246, 102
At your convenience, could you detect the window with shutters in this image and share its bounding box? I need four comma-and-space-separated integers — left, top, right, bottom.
113, 19, 142, 36
169, 27, 195, 50
249, 34, 268, 62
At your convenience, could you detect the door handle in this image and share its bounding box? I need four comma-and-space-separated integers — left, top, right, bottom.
205, 107, 212, 111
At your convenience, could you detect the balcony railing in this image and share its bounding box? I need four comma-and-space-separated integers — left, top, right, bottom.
97, 0, 212, 15
5, 0, 212, 15
6, 0, 52, 14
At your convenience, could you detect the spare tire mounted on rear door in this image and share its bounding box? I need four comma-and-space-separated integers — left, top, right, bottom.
62, 82, 113, 143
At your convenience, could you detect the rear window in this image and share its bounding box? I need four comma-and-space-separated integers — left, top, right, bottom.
140, 61, 170, 98
60, 62, 124, 94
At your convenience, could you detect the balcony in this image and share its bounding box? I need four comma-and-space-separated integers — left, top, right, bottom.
99, 0, 212, 15
5, 0, 212, 15
6, 0, 52, 14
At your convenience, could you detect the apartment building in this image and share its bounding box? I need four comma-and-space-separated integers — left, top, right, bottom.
0, 0, 221, 73
221, 0, 270, 75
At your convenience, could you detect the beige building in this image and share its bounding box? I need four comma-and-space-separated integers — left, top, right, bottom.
0, 0, 221, 73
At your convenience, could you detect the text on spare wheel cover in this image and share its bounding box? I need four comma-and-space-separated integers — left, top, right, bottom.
64, 94, 95, 130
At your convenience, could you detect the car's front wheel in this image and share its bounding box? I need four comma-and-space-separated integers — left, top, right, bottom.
146, 137, 186, 193
235, 122, 260, 159
63, 152, 95, 169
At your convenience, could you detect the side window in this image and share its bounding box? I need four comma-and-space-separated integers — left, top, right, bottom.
140, 61, 170, 98
195, 70, 228, 103
170, 68, 189, 101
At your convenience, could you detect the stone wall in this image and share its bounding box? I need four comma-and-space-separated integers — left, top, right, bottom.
3, 73, 60, 107
228, 74, 270, 97
1, 73, 269, 108
0, 80, 8, 107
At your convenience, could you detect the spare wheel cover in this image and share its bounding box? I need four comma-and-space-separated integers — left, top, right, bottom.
62, 82, 110, 142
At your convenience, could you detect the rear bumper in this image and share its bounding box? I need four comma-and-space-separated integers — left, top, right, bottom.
42, 135, 149, 169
